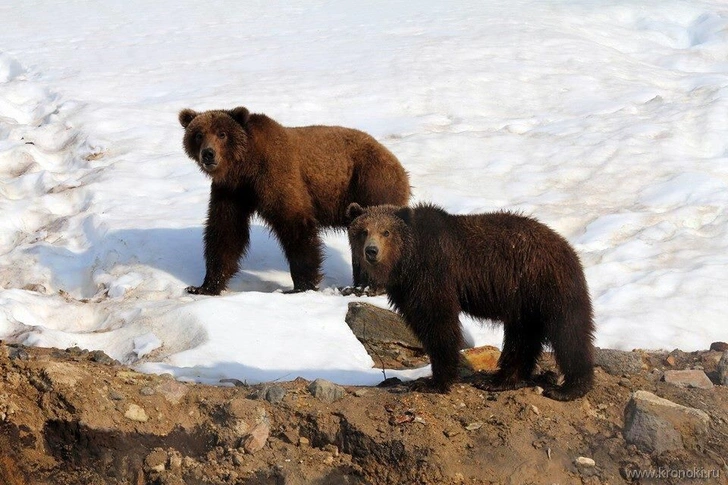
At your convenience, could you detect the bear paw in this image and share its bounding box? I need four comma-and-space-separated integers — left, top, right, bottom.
186, 285, 220, 296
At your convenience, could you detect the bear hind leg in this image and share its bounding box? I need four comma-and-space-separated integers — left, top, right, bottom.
543, 312, 595, 401
487, 319, 544, 391
278, 223, 323, 292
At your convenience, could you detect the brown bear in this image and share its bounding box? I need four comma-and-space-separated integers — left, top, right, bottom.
179, 107, 410, 294
347, 202, 595, 401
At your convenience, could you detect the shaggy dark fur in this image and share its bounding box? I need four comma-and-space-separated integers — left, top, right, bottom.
347, 203, 595, 401
179, 107, 410, 294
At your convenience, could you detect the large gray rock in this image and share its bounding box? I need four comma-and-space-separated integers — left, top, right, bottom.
594, 348, 644, 375
345, 302, 421, 347
623, 390, 710, 454
662, 369, 713, 389
308, 379, 345, 403
718, 351, 728, 386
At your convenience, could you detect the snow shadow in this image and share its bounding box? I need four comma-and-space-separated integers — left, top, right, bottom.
29, 223, 354, 297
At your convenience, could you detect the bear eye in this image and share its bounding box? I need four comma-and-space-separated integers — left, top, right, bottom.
195, 132, 203, 142
218, 131, 227, 139
360, 229, 368, 237
383, 230, 390, 237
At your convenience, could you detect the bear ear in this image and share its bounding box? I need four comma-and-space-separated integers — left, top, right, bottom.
228, 106, 250, 127
179, 109, 199, 128
395, 206, 414, 226
346, 203, 366, 224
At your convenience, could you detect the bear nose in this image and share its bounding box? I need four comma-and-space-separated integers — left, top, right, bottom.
201, 148, 215, 164
365, 245, 379, 262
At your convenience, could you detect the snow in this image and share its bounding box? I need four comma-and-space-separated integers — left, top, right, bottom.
1, 1, 727, 386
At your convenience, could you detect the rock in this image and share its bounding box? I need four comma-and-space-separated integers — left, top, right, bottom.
594, 348, 643, 375
8, 346, 30, 361
354, 389, 369, 397
308, 379, 345, 403
623, 390, 710, 454
145, 449, 167, 473
168, 451, 183, 470
242, 422, 270, 454
575, 456, 596, 467
124, 404, 149, 422
263, 386, 286, 404
140, 387, 155, 396
718, 352, 728, 386
89, 350, 117, 365
460, 346, 501, 372
709, 342, 728, 352
298, 437, 310, 447
345, 302, 421, 347
662, 369, 713, 389
156, 380, 188, 405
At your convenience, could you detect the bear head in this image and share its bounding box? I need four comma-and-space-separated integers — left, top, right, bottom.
346, 203, 414, 286
179, 107, 251, 183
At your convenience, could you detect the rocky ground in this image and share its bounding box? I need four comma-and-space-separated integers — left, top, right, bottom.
1, 303, 727, 484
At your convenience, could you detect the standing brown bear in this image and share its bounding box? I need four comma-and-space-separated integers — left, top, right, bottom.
347, 203, 595, 401
179, 107, 410, 294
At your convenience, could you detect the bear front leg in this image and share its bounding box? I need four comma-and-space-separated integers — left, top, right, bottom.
187, 184, 254, 295
401, 299, 463, 393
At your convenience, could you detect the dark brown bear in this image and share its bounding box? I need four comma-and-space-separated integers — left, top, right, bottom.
179, 107, 410, 294
347, 203, 595, 401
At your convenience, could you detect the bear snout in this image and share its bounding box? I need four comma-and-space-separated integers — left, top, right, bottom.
201, 147, 217, 170
364, 245, 379, 263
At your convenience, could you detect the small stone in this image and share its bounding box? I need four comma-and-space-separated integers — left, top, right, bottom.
444, 429, 460, 438
665, 355, 676, 367
8, 347, 29, 361
709, 342, 728, 352
662, 369, 713, 389
109, 390, 125, 401
145, 449, 167, 473
354, 389, 369, 397
140, 387, 155, 396
718, 352, 728, 386
308, 379, 345, 403
619, 378, 631, 387
90, 350, 117, 365
465, 422, 483, 431
156, 380, 188, 405
623, 390, 710, 454
242, 422, 270, 454
124, 404, 149, 422
298, 437, 310, 447
530, 405, 540, 416
232, 453, 244, 466
323, 444, 339, 457
168, 451, 183, 470
263, 386, 286, 404
281, 429, 299, 444
533, 386, 544, 395
323, 455, 334, 465
576, 456, 596, 467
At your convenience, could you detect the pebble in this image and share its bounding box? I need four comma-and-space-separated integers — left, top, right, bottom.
124, 404, 149, 422
140, 387, 155, 396
575, 456, 596, 467
298, 437, 310, 447
354, 389, 369, 397
465, 422, 483, 431
145, 449, 167, 473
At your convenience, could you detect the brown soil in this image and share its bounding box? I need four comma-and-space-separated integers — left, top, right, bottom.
0, 342, 726, 485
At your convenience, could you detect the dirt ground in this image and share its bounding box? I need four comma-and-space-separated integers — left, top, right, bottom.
0, 340, 727, 485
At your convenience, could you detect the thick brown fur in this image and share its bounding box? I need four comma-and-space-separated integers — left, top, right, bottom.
347, 203, 595, 401
179, 107, 410, 294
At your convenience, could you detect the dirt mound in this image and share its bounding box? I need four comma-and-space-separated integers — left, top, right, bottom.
1, 341, 727, 484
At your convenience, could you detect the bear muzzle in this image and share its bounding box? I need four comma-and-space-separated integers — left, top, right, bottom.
200, 147, 218, 171
364, 245, 379, 263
